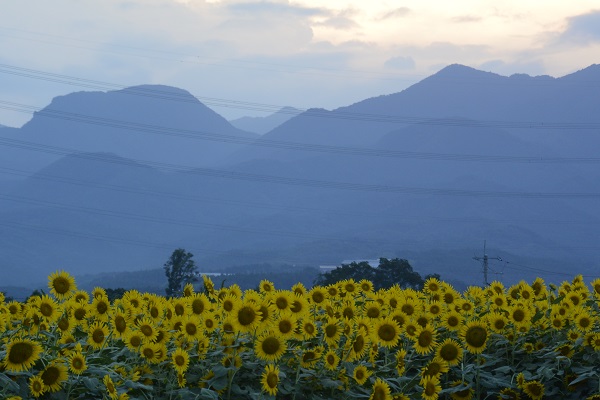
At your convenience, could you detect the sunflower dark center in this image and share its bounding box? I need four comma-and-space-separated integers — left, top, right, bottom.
262, 337, 281, 355
41, 366, 60, 385
465, 326, 487, 348
8, 342, 34, 364
378, 324, 396, 341
238, 306, 256, 326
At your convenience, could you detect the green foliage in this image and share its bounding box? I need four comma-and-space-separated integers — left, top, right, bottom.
315, 257, 433, 289
104, 288, 127, 301
164, 248, 198, 297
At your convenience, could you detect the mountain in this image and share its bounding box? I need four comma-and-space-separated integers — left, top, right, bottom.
0, 85, 259, 172
229, 107, 301, 134
1, 65, 599, 288
231, 64, 600, 164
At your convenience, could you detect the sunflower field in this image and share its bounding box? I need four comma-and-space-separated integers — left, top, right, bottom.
1, 272, 600, 399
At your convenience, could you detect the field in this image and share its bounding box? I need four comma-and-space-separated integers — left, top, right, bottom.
1, 272, 600, 399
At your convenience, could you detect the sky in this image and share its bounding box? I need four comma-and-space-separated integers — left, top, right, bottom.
1, 0, 600, 127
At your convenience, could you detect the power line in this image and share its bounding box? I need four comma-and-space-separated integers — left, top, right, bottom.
1, 137, 599, 198
1, 165, 597, 226
2, 100, 600, 164
2, 64, 600, 130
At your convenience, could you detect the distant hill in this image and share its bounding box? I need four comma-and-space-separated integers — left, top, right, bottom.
1, 65, 599, 288
0, 84, 258, 172
229, 107, 301, 134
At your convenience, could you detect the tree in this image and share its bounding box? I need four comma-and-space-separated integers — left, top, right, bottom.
374, 258, 424, 289
164, 248, 198, 297
313, 258, 437, 290
314, 261, 376, 286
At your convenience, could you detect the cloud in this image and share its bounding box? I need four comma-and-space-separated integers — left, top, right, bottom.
379, 7, 411, 20
557, 10, 600, 44
451, 15, 482, 23
384, 55, 415, 70
227, 1, 327, 17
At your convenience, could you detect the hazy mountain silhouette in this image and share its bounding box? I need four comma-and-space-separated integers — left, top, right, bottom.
0, 85, 258, 172
229, 106, 300, 134
2, 64, 599, 289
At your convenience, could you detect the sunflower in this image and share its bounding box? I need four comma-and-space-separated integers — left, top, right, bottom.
369, 378, 392, 400
140, 342, 163, 364
104, 375, 119, 400
498, 387, 521, 399
373, 317, 401, 348
413, 324, 437, 355
171, 347, 190, 374
487, 312, 509, 333
574, 308, 595, 332
395, 348, 407, 376
323, 349, 340, 370
289, 294, 309, 317
301, 319, 318, 339
460, 320, 488, 354
261, 364, 279, 396
234, 301, 262, 333
88, 321, 109, 350
48, 270, 77, 300
220, 315, 238, 336
189, 293, 210, 316
424, 277, 442, 295
70, 299, 90, 327
56, 312, 74, 335
36, 294, 61, 324
39, 362, 69, 393
421, 375, 442, 400
124, 330, 144, 350
29, 375, 46, 398
590, 333, 600, 351
274, 311, 297, 338
441, 310, 464, 331
427, 301, 443, 317
436, 338, 463, 366
364, 301, 384, 319
308, 286, 328, 304
590, 278, 600, 299
181, 315, 203, 341
360, 279, 374, 293
91, 295, 111, 321
323, 317, 343, 345
522, 380, 544, 400
171, 297, 190, 317
271, 290, 293, 312
450, 381, 474, 400
555, 343, 574, 358
421, 356, 449, 379
136, 317, 159, 342
300, 347, 323, 368
111, 310, 131, 339
3, 337, 43, 372
67, 351, 87, 374
353, 365, 372, 385
349, 327, 370, 361
508, 305, 531, 328
255, 331, 286, 361
399, 299, 418, 317
201, 311, 218, 333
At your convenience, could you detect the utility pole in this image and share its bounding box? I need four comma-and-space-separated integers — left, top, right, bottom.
473, 240, 502, 286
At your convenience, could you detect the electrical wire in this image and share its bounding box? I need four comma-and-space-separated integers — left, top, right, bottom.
2, 99, 600, 164
1, 165, 597, 226
1, 137, 600, 198
2, 63, 600, 129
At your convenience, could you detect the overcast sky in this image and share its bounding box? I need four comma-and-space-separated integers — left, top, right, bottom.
1, 0, 599, 127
